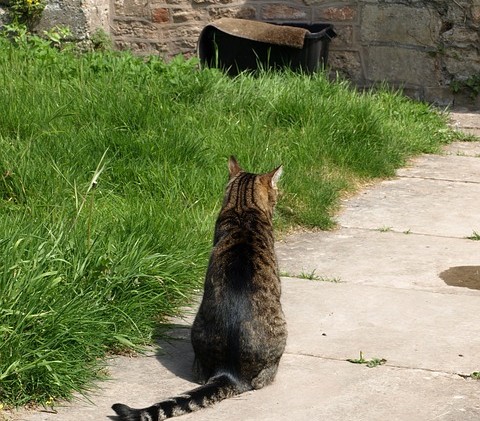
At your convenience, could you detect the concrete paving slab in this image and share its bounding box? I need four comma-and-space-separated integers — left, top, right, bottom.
450, 111, 480, 138
450, 112, 480, 129
397, 154, 480, 183
281, 278, 480, 374
337, 177, 480, 238
461, 128, 480, 137
442, 142, 480, 157
276, 228, 480, 294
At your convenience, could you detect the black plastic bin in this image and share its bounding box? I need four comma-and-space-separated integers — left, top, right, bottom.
198, 19, 336, 75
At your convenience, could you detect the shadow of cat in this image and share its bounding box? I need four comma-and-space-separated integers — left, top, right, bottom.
107, 324, 196, 420
153, 323, 196, 383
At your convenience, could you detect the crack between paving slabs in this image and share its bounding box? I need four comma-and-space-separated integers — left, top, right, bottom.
282, 274, 479, 298
397, 175, 480, 184
338, 225, 475, 241
283, 351, 473, 380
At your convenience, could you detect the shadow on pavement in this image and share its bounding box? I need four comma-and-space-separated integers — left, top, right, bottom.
154, 324, 196, 383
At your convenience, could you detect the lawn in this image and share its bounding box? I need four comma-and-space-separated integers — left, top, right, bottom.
0, 32, 459, 407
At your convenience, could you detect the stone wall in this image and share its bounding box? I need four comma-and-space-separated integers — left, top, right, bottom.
0, 0, 10, 27
111, 0, 480, 107
1, 0, 480, 107
0, 0, 109, 40
35, 0, 109, 39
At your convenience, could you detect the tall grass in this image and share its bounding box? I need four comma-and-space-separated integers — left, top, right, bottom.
0, 36, 456, 406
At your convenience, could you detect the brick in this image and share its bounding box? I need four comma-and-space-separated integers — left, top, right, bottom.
114, 0, 149, 17
441, 1, 473, 25
452, 91, 480, 109
423, 86, 455, 108
361, 4, 442, 47
364, 46, 439, 87
165, 24, 203, 56
169, 37, 200, 56
0, 6, 9, 27
328, 24, 354, 49
113, 18, 157, 38
193, 0, 235, 4
316, 6, 357, 22
328, 50, 364, 84
208, 6, 257, 20
303, 0, 341, 5
444, 47, 480, 77
441, 25, 480, 48
261, 4, 308, 20
115, 40, 156, 54
112, 20, 134, 36
172, 7, 208, 23
152, 7, 170, 23
114, 38, 172, 57
473, 5, 480, 23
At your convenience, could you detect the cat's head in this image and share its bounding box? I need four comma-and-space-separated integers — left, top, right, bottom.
225, 156, 282, 216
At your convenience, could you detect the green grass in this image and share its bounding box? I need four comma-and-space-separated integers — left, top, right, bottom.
0, 35, 459, 407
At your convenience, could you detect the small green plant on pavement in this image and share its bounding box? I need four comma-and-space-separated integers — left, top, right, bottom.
347, 351, 387, 368
298, 269, 321, 280
466, 231, 480, 241
297, 270, 341, 283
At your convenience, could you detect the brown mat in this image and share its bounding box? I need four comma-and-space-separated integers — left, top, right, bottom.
205, 18, 308, 49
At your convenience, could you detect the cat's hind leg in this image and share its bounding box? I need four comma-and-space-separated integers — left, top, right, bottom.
251, 363, 280, 390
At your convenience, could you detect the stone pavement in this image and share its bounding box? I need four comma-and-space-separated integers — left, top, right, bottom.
10, 111, 480, 421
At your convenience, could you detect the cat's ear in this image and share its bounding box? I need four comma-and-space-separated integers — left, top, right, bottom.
228, 156, 242, 178
267, 165, 283, 188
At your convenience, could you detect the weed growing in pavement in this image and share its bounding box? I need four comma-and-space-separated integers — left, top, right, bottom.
347, 351, 387, 368
298, 269, 321, 280
377, 226, 393, 232
466, 231, 480, 241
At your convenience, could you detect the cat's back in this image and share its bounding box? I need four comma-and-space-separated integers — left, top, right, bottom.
209, 166, 279, 294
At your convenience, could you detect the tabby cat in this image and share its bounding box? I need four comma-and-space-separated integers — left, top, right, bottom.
112, 156, 287, 421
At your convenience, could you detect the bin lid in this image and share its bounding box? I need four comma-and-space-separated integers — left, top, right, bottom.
201, 18, 309, 49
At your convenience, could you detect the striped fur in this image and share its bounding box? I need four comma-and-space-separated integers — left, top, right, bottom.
112, 156, 287, 420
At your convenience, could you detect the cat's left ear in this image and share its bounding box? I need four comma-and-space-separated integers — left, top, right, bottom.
267, 165, 283, 188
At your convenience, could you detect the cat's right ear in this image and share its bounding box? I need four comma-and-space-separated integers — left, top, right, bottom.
270, 165, 283, 188
228, 156, 242, 178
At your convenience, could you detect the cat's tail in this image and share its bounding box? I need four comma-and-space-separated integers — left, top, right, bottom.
112, 372, 245, 421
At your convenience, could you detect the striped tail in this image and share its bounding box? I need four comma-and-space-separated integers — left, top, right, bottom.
112, 373, 242, 421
